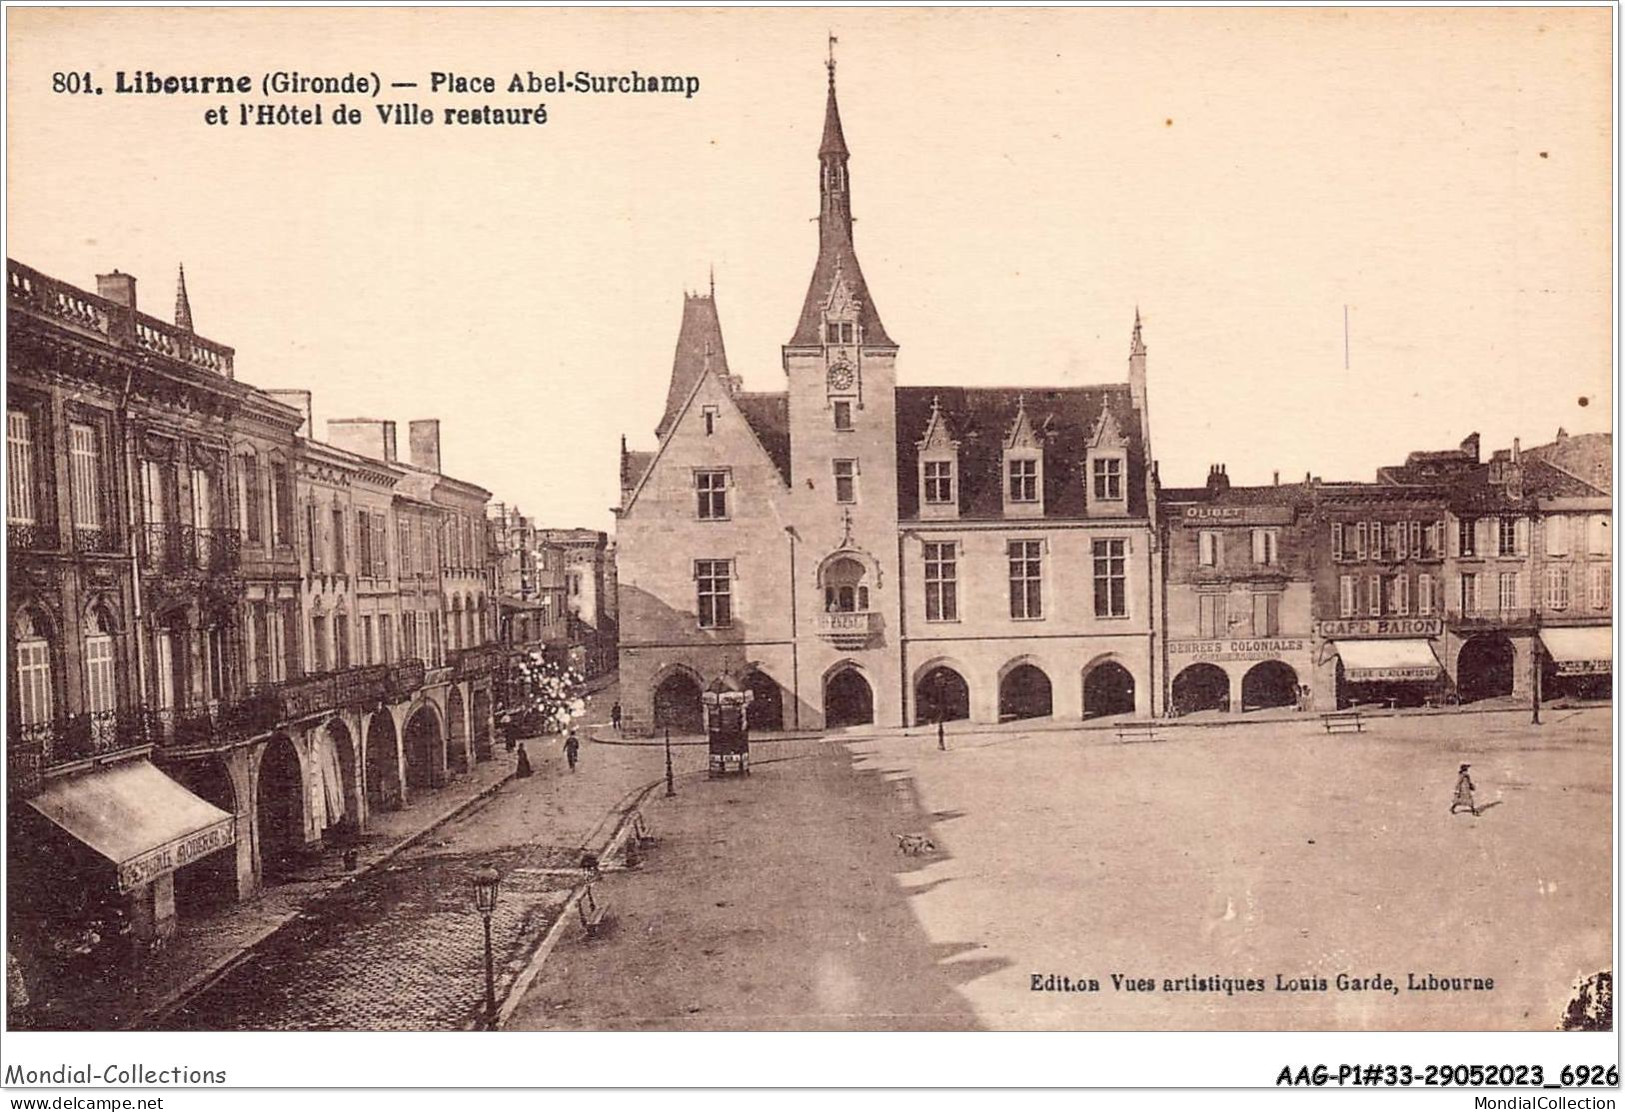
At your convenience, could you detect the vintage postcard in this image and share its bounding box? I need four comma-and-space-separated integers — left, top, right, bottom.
2, 3, 1616, 1093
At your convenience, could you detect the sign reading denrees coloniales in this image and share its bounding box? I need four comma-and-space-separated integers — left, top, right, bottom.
1167, 638, 1307, 663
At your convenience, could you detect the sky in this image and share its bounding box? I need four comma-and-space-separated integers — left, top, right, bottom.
7, 7, 1613, 531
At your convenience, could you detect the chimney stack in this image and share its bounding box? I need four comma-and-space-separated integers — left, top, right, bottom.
1206, 464, 1230, 496
1460, 432, 1481, 463
1273, 470, 1280, 486
327, 418, 398, 463
265, 389, 313, 438
408, 419, 442, 473
96, 270, 137, 311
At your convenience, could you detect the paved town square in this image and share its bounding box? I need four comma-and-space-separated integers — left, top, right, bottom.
511, 702, 1611, 1031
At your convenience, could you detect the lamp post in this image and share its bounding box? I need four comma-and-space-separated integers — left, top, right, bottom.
1531, 633, 1542, 725
664, 726, 676, 797
935, 672, 946, 752
473, 863, 501, 1029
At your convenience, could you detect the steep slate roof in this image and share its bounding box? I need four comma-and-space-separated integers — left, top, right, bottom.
621, 449, 655, 493
1523, 456, 1610, 499
655, 293, 731, 439
733, 391, 792, 484
1525, 431, 1611, 495
895, 385, 1146, 519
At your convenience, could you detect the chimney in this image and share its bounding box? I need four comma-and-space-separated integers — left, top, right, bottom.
1206, 464, 1230, 496
265, 389, 312, 438
1273, 470, 1280, 486
408, 419, 441, 473
327, 418, 398, 463
1556, 427, 1569, 441
1460, 432, 1480, 463
96, 270, 137, 311
1512, 437, 1521, 464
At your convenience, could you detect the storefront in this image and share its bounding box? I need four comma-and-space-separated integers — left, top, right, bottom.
1539, 625, 1612, 702
1317, 618, 1447, 708
1166, 637, 1313, 714
24, 759, 236, 942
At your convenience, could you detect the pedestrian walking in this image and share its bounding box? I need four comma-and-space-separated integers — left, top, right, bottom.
564, 730, 580, 772
515, 741, 533, 779
1450, 763, 1477, 816
611, 701, 623, 733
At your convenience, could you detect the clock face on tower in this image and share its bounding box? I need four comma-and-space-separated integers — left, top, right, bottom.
827, 361, 855, 392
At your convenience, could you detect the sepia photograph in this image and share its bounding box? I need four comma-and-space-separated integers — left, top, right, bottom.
1, 2, 1617, 1096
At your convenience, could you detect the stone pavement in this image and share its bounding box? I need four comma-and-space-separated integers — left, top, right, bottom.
152, 679, 682, 1030
511, 704, 1612, 1032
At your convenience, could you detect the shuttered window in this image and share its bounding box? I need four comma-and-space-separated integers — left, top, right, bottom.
7, 410, 36, 525
1339, 575, 1357, 617
15, 633, 53, 725
84, 622, 116, 714
68, 422, 101, 528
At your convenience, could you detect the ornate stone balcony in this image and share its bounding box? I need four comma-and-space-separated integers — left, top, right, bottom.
816, 610, 876, 650
139, 524, 241, 574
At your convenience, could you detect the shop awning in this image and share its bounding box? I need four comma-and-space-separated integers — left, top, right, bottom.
1540, 627, 1613, 676
27, 760, 235, 893
1332, 639, 1443, 682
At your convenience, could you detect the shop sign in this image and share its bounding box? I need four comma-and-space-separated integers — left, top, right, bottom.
1180, 505, 1294, 526
1345, 665, 1441, 682
116, 818, 235, 892
1554, 659, 1610, 676
1168, 637, 1307, 663
1314, 618, 1443, 638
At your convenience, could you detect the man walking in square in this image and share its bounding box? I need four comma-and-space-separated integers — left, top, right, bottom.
1450, 763, 1478, 816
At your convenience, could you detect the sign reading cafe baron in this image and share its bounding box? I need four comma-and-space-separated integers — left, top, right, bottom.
1313, 618, 1444, 639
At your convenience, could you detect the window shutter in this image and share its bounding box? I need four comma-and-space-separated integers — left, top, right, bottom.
1396, 574, 1409, 614
1368, 575, 1381, 616
1396, 521, 1408, 560
1450, 574, 1462, 612
1448, 519, 1459, 557
1515, 517, 1529, 556
1410, 521, 1422, 557
1476, 518, 1492, 557
1355, 522, 1367, 560
1331, 522, 1343, 561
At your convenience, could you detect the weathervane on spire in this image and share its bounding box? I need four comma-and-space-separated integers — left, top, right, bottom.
827, 32, 838, 84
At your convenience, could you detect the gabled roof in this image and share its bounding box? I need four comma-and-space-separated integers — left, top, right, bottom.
896, 385, 1147, 519
1525, 432, 1611, 495
733, 391, 792, 485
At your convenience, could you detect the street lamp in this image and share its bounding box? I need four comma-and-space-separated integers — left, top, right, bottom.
935, 671, 946, 751
473, 863, 501, 1028
665, 726, 676, 797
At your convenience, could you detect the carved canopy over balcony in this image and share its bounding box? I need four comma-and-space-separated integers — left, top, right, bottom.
139, 524, 241, 575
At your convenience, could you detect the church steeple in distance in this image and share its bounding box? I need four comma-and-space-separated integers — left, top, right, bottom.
789, 40, 893, 349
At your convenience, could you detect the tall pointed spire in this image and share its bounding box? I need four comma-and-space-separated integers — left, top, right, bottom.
789, 48, 893, 348
656, 287, 731, 440
174, 263, 194, 332
1130, 306, 1146, 358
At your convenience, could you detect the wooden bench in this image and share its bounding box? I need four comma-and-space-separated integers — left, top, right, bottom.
1115, 722, 1162, 744
577, 883, 609, 937
1321, 711, 1364, 734
631, 810, 653, 845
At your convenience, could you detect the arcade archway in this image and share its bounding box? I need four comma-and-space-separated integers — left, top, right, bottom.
999, 663, 1053, 722
824, 667, 874, 728
1457, 635, 1516, 702
653, 670, 704, 734
365, 712, 402, 812
742, 669, 784, 731
404, 704, 444, 792
446, 686, 469, 774
1241, 661, 1299, 711
915, 665, 970, 725
1082, 660, 1136, 718
256, 734, 305, 882
1172, 663, 1230, 715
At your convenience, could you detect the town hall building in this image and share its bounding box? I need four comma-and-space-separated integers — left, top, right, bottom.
614, 61, 1162, 734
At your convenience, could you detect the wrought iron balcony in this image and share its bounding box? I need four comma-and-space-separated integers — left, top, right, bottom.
8, 522, 55, 551
385, 659, 427, 700
8, 709, 156, 790
139, 524, 241, 574
73, 526, 121, 554
334, 664, 388, 708
450, 643, 502, 680
816, 610, 877, 649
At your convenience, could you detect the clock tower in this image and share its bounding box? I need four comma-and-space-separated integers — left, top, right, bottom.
783, 51, 902, 728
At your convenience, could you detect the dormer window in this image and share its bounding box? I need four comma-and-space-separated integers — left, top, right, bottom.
1084, 397, 1130, 518
1001, 396, 1044, 519
916, 396, 960, 522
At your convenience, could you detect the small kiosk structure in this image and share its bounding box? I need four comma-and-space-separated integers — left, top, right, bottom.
701, 689, 754, 778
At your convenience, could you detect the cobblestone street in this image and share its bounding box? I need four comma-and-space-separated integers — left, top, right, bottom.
158, 682, 676, 1031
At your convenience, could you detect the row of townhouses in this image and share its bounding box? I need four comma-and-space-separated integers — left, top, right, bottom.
613, 66, 1612, 736
5, 260, 613, 1008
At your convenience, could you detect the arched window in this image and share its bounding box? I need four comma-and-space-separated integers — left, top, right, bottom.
14, 609, 54, 726
821, 556, 870, 613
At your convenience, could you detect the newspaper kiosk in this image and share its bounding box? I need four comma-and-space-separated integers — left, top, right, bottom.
702, 689, 753, 778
